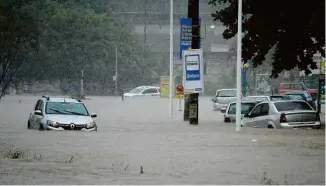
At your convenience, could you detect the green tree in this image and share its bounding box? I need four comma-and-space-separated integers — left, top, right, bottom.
0, 0, 38, 99
208, 0, 325, 78
14, 0, 159, 94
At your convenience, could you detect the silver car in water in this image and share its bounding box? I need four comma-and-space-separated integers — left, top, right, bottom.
221, 100, 261, 122
241, 100, 321, 129
212, 89, 242, 111
27, 96, 98, 131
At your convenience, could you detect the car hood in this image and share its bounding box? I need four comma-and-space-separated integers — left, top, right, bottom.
46, 114, 93, 124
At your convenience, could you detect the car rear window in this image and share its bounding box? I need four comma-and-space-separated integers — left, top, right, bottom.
274, 101, 313, 111
228, 102, 257, 114
216, 90, 236, 97
270, 96, 288, 101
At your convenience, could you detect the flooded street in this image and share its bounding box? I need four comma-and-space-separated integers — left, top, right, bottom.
0, 95, 324, 184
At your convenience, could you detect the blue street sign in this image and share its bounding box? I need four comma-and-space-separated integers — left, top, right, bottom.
180, 18, 201, 59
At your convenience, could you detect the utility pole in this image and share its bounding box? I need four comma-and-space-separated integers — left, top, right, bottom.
187, 0, 200, 125
115, 45, 118, 95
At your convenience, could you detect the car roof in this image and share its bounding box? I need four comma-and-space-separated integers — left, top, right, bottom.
245, 95, 268, 98
217, 89, 236, 91
42, 97, 82, 103
259, 100, 307, 104
229, 100, 261, 104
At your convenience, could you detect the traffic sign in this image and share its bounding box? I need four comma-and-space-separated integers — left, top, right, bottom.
182, 49, 204, 93
176, 93, 184, 99
176, 84, 184, 93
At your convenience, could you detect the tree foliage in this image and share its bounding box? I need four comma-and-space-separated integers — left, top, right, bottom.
208, 0, 325, 78
0, 0, 38, 98
4, 0, 159, 95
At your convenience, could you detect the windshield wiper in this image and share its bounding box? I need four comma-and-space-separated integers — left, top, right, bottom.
63, 110, 86, 116
49, 108, 67, 114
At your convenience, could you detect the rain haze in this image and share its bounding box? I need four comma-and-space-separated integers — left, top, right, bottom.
0, 0, 325, 185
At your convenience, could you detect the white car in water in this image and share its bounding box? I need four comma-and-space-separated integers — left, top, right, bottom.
212, 89, 242, 111
123, 86, 160, 98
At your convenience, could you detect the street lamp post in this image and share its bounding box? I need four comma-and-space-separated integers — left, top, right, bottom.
169, 0, 174, 118
235, 0, 243, 132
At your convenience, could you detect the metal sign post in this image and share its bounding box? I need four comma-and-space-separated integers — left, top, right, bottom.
182, 48, 204, 125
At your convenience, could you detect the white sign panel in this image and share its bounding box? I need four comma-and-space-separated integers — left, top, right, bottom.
182, 49, 204, 93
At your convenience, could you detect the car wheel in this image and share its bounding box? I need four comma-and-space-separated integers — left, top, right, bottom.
267, 124, 274, 129
27, 121, 31, 129
39, 124, 44, 131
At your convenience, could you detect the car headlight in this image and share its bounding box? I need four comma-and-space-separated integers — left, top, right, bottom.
86, 122, 96, 128
47, 120, 58, 127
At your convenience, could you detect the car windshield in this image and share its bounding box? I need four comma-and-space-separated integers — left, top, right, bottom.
216, 90, 236, 97
285, 94, 305, 100
227, 102, 257, 114
274, 101, 313, 111
128, 87, 145, 94
45, 102, 89, 116
243, 96, 268, 101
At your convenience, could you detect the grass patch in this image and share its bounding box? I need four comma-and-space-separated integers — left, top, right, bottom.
4, 149, 24, 159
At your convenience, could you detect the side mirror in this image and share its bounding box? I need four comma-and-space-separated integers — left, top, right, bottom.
90, 113, 97, 118
221, 107, 226, 113
34, 110, 42, 116
244, 113, 250, 118
212, 98, 216, 102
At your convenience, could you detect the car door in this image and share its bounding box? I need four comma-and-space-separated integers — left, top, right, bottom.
34, 100, 44, 128
255, 103, 270, 127
142, 88, 159, 96
29, 100, 41, 128
243, 104, 263, 127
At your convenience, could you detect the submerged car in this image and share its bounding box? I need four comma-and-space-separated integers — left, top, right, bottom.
123, 86, 160, 97
212, 89, 241, 111
241, 100, 321, 129
222, 100, 261, 122
27, 95, 98, 131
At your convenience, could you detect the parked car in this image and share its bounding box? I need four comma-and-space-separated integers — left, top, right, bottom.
123, 86, 160, 97
212, 89, 241, 111
283, 91, 316, 110
279, 82, 318, 99
28, 95, 98, 131
242, 95, 292, 102
241, 100, 321, 129
221, 100, 261, 122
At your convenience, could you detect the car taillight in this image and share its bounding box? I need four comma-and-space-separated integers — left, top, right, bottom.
280, 113, 287, 123
316, 113, 320, 121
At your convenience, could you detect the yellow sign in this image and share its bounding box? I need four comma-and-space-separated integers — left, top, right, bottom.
320, 59, 326, 74
160, 76, 169, 98
176, 93, 184, 99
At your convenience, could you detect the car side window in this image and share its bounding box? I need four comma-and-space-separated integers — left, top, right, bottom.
143, 88, 158, 94
250, 104, 262, 116
260, 103, 269, 115
34, 100, 42, 110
